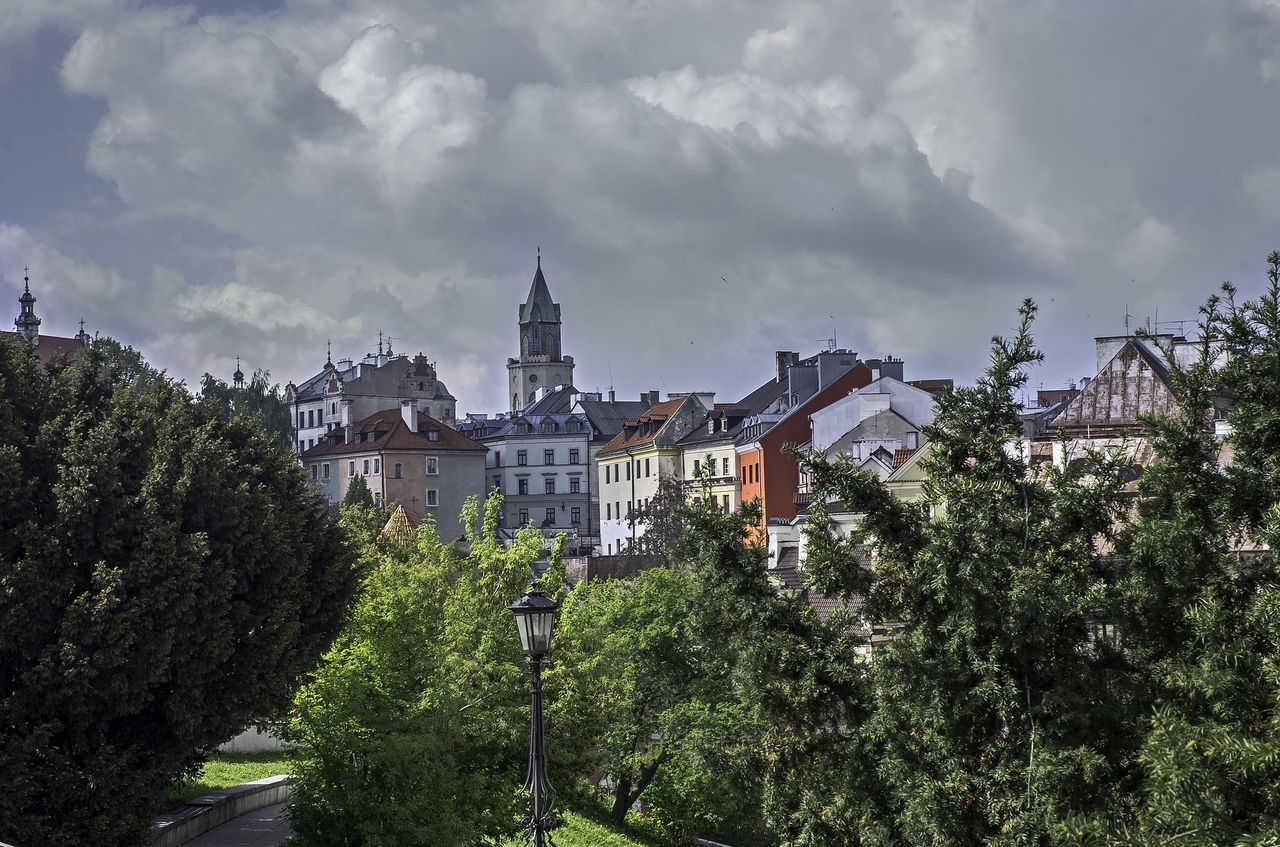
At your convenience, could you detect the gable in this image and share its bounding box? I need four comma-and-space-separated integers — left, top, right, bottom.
1047, 340, 1175, 434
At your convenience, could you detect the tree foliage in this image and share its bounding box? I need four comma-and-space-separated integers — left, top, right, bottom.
286, 496, 549, 847
549, 561, 767, 844
343, 472, 376, 509
0, 338, 358, 847
198, 368, 294, 452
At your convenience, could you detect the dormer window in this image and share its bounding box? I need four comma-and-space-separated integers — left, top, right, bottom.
708, 419, 715, 435
542, 419, 557, 433
427, 430, 440, 441
567, 418, 582, 432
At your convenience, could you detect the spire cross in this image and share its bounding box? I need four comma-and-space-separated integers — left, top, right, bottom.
23, 265, 30, 291
79, 318, 85, 332
326, 339, 333, 367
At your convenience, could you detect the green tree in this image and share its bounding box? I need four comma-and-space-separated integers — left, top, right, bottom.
0, 337, 359, 847
198, 368, 294, 451
1062, 257, 1280, 846
286, 495, 546, 846
343, 473, 376, 509
549, 564, 765, 842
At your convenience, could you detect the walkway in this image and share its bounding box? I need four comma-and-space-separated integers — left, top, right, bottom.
182, 803, 290, 847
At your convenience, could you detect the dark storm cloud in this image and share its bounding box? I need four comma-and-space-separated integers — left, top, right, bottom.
2, 0, 1280, 410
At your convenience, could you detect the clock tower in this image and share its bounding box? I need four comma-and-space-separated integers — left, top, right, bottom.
507, 252, 575, 411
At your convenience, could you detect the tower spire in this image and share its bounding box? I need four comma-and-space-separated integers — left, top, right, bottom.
326, 339, 333, 368
233, 355, 245, 388
14, 265, 40, 344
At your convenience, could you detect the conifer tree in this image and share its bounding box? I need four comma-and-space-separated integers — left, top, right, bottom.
0, 338, 358, 847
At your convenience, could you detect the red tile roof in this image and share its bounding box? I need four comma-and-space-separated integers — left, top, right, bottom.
597, 397, 687, 456
302, 408, 486, 458
1, 332, 86, 369
891, 447, 918, 470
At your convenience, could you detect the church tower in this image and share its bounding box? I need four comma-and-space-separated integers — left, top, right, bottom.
14, 268, 40, 344
507, 253, 575, 410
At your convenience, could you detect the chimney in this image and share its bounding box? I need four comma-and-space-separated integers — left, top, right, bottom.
879, 355, 904, 382
341, 399, 354, 444
776, 351, 798, 382
608, 389, 616, 402
401, 399, 418, 433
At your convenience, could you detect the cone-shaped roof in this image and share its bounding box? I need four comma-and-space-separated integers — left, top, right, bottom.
519, 254, 560, 325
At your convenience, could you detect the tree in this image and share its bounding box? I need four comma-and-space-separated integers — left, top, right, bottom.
549, 563, 766, 842
343, 473, 375, 509
0, 338, 359, 847
286, 495, 547, 846
198, 368, 294, 451
679, 302, 1141, 845
1061, 257, 1280, 845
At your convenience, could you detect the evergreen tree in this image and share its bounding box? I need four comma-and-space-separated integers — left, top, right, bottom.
1063, 257, 1280, 845
343, 473, 376, 509
0, 338, 359, 847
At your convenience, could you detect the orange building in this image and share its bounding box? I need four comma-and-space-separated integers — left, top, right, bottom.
736, 359, 874, 536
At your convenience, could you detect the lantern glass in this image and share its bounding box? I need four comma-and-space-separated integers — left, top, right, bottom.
510, 589, 559, 657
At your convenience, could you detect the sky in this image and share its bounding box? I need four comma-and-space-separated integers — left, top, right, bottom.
3, 0, 1280, 413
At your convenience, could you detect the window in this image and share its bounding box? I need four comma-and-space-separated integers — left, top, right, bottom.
374, 492, 383, 506
307, 410, 315, 428
567, 418, 581, 432
426, 456, 439, 475
363, 459, 370, 475
518, 479, 529, 495
373, 458, 380, 475
906, 431, 919, 449
606, 502, 612, 520
317, 408, 323, 424
708, 419, 715, 435
517, 422, 531, 434
518, 508, 529, 525
626, 462, 631, 481
722, 494, 730, 511
544, 508, 555, 526
616, 502, 621, 520
298, 441, 304, 453
426, 489, 439, 507
569, 448, 580, 464
517, 450, 528, 466
427, 430, 440, 441
323, 463, 330, 479
545, 478, 555, 494
693, 459, 701, 474
495, 451, 501, 466
571, 507, 581, 524
542, 420, 556, 433
348, 460, 356, 477
569, 477, 580, 493
723, 457, 730, 476
310, 464, 318, 480
544, 449, 555, 465
645, 458, 651, 477
308, 439, 314, 449
331, 402, 336, 415
393, 463, 402, 479
297, 412, 305, 429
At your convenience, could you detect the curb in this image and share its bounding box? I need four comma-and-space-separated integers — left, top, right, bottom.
152, 775, 292, 847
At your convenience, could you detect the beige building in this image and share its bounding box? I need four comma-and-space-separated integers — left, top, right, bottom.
301, 402, 487, 541
677, 406, 748, 514
596, 393, 712, 554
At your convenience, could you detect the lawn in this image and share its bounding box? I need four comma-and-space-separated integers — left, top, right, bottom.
160, 751, 292, 809
502, 808, 666, 847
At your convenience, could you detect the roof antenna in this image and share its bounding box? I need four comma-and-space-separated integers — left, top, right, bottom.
378, 330, 384, 356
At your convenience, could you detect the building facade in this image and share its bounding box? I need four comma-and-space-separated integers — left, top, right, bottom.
301, 403, 486, 541
287, 347, 457, 454
596, 393, 713, 554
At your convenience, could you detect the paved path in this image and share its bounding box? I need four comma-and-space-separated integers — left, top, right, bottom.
182, 803, 290, 847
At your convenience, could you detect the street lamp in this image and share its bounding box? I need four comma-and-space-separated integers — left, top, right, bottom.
510, 588, 560, 846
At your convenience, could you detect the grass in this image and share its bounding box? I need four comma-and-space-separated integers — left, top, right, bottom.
502, 807, 667, 847
160, 751, 292, 809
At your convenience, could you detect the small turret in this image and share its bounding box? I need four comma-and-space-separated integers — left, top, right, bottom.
233, 355, 245, 389
14, 267, 40, 344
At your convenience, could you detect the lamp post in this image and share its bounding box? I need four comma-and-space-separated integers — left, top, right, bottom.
510, 588, 560, 846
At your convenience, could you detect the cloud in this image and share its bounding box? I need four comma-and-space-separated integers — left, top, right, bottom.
4, 0, 1280, 413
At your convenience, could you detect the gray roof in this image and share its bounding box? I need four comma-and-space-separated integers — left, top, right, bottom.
576, 398, 649, 441
519, 261, 560, 325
